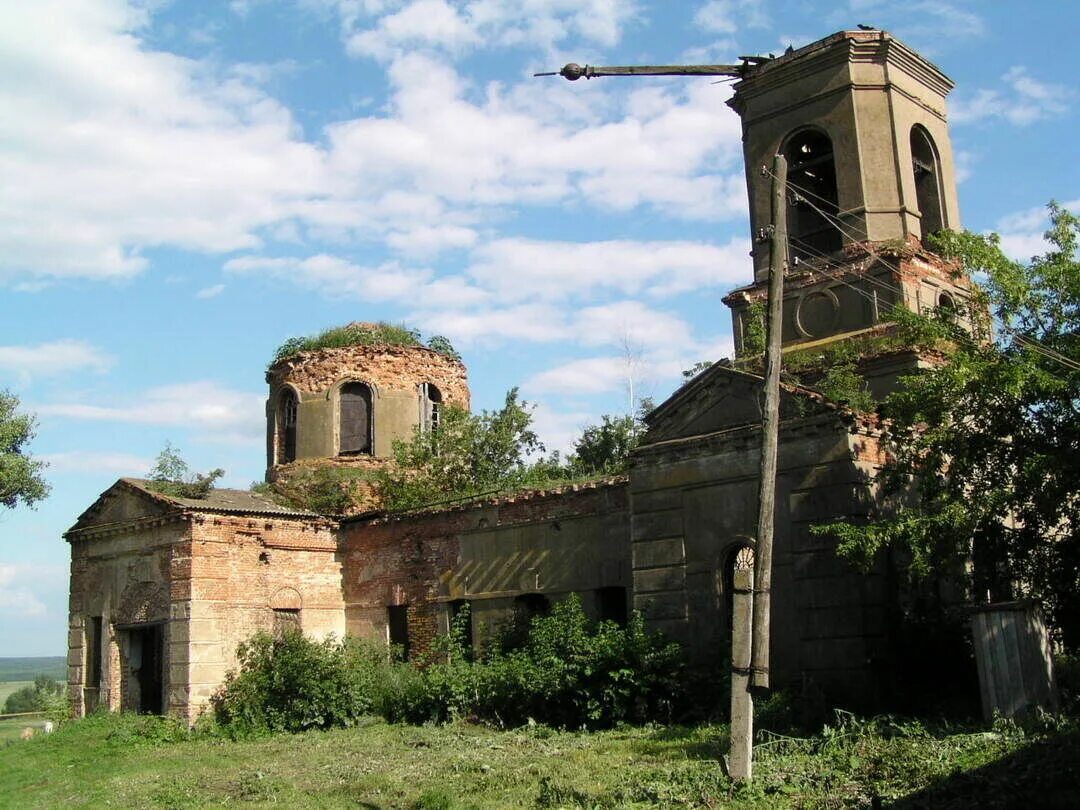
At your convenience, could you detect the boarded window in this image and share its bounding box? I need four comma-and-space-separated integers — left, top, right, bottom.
911, 125, 945, 242
340, 382, 373, 455
784, 129, 842, 262
388, 604, 410, 661
273, 608, 301, 639
596, 587, 628, 626
86, 616, 103, 687
278, 390, 298, 464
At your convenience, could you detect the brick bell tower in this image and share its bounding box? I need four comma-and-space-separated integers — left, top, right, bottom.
723, 29, 977, 399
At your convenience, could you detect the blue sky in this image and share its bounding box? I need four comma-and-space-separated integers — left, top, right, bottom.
1, 0, 1077, 656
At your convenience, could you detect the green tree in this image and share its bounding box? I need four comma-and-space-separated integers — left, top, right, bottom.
3, 675, 64, 714
0, 390, 49, 510
815, 203, 1080, 646
375, 388, 544, 511
147, 442, 224, 500
568, 414, 640, 476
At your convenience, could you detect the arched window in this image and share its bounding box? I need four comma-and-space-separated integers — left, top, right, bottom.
784, 129, 842, 262
421, 383, 442, 433
276, 389, 298, 464
910, 125, 945, 242
339, 382, 373, 455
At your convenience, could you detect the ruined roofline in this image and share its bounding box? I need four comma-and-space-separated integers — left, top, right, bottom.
341, 475, 628, 526
643, 361, 875, 432
63, 478, 327, 540
634, 407, 883, 461
267, 340, 465, 376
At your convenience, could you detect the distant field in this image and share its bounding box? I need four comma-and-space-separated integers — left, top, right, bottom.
0, 657, 66, 683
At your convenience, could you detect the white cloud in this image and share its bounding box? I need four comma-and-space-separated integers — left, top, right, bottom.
572, 301, 694, 349
347, 0, 480, 60
2, 5, 746, 284
0, 340, 113, 377
524, 332, 735, 399
38, 450, 153, 475
0, 563, 53, 617
411, 302, 569, 345
528, 401, 595, 456
692, 0, 767, 35
337, 0, 639, 61
993, 200, 1080, 262
839, 1, 985, 41
37, 380, 265, 443
465, 236, 750, 302
196, 283, 226, 299
950, 67, 1071, 127
526, 355, 630, 395
225, 253, 435, 302
0, 0, 326, 283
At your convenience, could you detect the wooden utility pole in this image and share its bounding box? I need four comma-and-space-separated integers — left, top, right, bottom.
750, 154, 788, 691
537, 61, 785, 782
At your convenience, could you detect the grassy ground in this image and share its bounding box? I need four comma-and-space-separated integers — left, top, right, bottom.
1, 712, 1077, 809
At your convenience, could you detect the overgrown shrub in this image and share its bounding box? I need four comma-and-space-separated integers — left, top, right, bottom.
3, 675, 65, 715
211, 597, 683, 734
260, 466, 375, 514
210, 631, 376, 735
145, 442, 223, 500
270, 322, 461, 366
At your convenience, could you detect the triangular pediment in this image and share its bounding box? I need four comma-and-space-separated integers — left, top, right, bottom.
642, 364, 833, 444
66, 479, 175, 536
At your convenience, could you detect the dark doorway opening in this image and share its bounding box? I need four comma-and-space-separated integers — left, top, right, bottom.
127, 624, 164, 714
596, 586, 628, 626
388, 604, 410, 661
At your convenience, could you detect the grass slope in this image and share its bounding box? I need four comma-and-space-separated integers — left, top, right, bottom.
0, 657, 66, 683
1, 713, 1077, 809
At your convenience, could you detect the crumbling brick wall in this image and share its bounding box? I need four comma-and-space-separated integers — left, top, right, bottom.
340, 481, 631, 660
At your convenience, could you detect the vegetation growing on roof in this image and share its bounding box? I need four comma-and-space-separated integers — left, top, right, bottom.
270, 322, 461, 366
253, 466, 376, 515
146, 442, 224, 500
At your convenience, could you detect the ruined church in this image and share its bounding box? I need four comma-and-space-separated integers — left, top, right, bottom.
65, 29, 973, 721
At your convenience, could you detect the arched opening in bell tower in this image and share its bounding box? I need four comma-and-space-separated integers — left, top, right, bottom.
910, 125, 945, 242
784, 129, 843, 263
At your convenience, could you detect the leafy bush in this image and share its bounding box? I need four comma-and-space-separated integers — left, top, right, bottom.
271, 322, 461, 366
375, 389, 547, 512
260, 466, 376, 514
211, 597, 683, 734
210, 631, 375, 735
3, 675, 65, 714
145, 442, 223, 500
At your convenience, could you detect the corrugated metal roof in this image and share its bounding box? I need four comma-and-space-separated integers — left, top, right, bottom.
119, 478, 322, 518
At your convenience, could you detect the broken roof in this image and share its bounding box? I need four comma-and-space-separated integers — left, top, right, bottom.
65, 478, 323, 540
